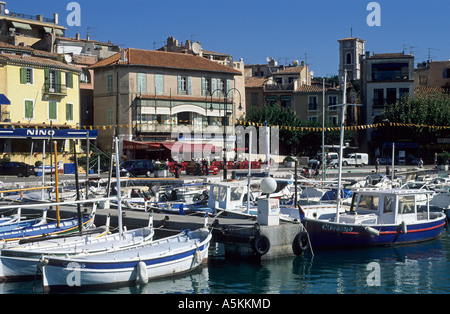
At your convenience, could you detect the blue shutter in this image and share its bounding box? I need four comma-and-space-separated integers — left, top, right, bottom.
201, 77, 206, 96
155, 74, 163, 95
188, 77, 192, 95
177, 76, 182, 94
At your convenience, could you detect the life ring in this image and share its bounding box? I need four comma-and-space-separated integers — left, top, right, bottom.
252, 235, 271, 256
292, 231, 310, 256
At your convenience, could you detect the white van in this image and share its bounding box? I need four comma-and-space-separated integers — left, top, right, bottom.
331, 153, 369, 168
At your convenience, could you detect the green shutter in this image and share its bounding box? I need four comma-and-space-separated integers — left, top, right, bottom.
155, 74, 163, 95
107, 74, 113, 92
25, 100, 33, 119
67, 73, 73, 88
177, 76, 182, 94
44, 69, 50, 92
188, 77, 192, 95
20, 68, 27, 84
66, 103, 73, 121
201, 77, 206, 96
56, 71, 62, 93
49, 101, 57, 120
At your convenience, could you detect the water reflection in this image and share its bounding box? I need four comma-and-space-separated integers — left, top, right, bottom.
0, 233, 449, 294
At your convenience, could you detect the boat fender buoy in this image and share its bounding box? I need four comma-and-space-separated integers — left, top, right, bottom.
292, 231, 309, 256
364, 226, 380, 237
136, 261, 148, 285
37, 258, 49, 270
252, 235, 271, 256
401, 221, 408, 234
194, 249, 202, 264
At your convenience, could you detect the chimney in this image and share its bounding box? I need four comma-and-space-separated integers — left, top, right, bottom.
86, 34, 90, 41
75, 33, 80, 40
53, 13, 59, 24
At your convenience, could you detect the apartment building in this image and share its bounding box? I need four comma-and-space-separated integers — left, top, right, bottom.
90, 48, 243, 159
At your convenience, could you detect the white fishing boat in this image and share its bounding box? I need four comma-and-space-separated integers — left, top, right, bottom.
0, 216, 154, 281
41, 227, 211, 292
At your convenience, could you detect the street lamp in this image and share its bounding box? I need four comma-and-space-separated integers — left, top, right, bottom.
209, 87, 243, 181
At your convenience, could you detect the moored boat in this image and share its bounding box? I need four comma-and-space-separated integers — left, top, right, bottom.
41, 228, 212, 292
300, 188, 447, 249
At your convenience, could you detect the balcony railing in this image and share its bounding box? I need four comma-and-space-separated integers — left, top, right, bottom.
43, 83, 67, 96
2, 11, 56, 23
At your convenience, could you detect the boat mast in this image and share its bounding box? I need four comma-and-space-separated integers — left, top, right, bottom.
54, 141, 60, 228
335, 70, 348, 223
114, 137, 124, 238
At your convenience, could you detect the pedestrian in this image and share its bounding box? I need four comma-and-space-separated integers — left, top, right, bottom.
375, 158, 380, 173
418, 158, 424, 168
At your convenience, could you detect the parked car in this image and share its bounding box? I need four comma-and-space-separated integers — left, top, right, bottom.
331, 153, 369, 168
116, 160, 154, 177
0, 162, 36, 177
308, 152, 339, 168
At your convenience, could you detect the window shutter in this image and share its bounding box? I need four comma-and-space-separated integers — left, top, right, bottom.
44, 69, 50, 91
227, 79, 231, 94
25, 100, 33, 119
201, 77, 206, 96
177, 76, 182, 94
66, 103, 74, 121
20, 68, 27, 84
212, 79, 216, 96
49, 101, 57, 120
188, 77, 192, 95
56, 71, 62, 93
67, 73, 73, 89
155, 74, 163, 95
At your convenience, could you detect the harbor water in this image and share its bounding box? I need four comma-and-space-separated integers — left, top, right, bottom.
1, 229, 450, 294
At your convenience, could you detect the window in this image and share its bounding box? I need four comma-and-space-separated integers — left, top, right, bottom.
308, 116, 318, 122
24, 100, 34, 119
107, 108, 114, 125
328, 95, 337, 107
358, 195, 379, 211
66, 103, 74, 121
383, 196, 394, 214
386, 88, 397, 105
251, 93, 258, 106
44, 69, 61, 93
49, 101, 58, 120
308, 96, 318, 111
443, 69, 450, 78
373, 89, 384, 106
202, 77, 212, 96
398, 196, 415, 214
399, 88, 410, 103
107, 74, 114, 93
20, 68, 33, 85
80, 69, 90, 83
372, 63, 409, 81
328, 116, 338, 125
346, 52, 352, 65
280, 96, 291, 109
178, 76, 191, 95
137, 73, 146, 94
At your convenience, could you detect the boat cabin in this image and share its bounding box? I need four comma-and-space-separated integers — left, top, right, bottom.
207, 182, 249, 211
344, 189, 436, 225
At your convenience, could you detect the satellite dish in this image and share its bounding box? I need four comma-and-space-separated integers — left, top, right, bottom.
64, 54, 72, 64
266, 57, 272, 62
192, 42, 202, 55
4, 9, 9, 15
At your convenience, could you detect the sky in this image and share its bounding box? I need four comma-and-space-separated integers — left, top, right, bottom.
7, 0, 450, 77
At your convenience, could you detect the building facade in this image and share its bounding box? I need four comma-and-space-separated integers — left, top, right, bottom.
91, 48, 243, 160
415, 60, 450, 90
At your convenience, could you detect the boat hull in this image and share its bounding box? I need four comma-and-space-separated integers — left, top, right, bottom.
303, 216, 446, 249
42, 229, 211, 292
0, 227, 153, 281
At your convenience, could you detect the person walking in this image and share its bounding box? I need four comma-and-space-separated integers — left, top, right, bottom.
375, 158, 380, 174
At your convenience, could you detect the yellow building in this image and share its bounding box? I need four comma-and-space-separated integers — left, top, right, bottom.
0, 44, 81, 160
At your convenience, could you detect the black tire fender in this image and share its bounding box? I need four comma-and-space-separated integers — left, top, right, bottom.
292, 231, 310, 256
252, 235, 271, 256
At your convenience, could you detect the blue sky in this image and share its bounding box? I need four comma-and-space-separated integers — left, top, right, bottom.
8, 0, 450, 77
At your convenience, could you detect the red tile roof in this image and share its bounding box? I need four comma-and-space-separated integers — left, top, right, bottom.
0, 53, 80, 72
90, 48, 241, 75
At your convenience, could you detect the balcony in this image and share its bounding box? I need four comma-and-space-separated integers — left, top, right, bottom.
265, 82, 295, 91
43, 83, 67, 96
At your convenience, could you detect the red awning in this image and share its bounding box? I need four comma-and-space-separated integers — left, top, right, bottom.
123, 141, 162, 152
162, 142, 216, 153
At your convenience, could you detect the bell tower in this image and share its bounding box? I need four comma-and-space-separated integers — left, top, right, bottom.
338, 37, 365, 85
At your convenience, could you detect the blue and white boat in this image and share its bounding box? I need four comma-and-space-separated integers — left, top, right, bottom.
0, 219, 154, 281
41, 228, 212, 292
298, 188, 447, 250
0, 208, 48, 233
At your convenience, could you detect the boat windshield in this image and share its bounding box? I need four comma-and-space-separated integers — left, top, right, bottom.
398, 195, 415, 214
357, 195, 379, 211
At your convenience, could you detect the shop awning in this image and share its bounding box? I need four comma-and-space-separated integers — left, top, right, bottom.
0, 94, 10, 105
162, 142, 216, 153
123, 140, 163, 152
